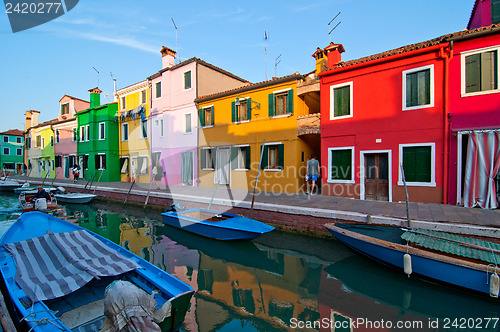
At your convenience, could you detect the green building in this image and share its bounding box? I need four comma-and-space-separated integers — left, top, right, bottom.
0, 129, 24, 175
76, 88, 120, 182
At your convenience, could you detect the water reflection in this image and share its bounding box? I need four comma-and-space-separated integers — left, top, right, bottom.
1, 194, 499, 331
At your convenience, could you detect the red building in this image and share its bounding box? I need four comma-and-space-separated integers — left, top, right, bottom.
319, 40, 451, 203
447, 25, 500, 208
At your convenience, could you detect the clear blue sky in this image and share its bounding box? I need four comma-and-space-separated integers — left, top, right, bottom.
0, 0, 474, 132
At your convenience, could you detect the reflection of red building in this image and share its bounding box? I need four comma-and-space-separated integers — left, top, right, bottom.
319, 40, 449, 203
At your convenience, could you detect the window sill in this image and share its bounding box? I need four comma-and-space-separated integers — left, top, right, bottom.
327, 179, 354, 184
234, 168, 249, 172
234, 120, 250, 124
461, 89, 500, 98
329, 114, 353, 121
397, 181, 436, 187
264, 168, 282, 172
202, 168, 214, 171
272, 114, 293, 119
402, 104, 434, 111
202, 125, 214, 129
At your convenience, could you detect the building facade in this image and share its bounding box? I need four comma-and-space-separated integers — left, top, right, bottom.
116, 80, 150, 184
196, 73, 319, 194
0, 129, 24, 175
148, 47, 248, 188
76, 88, 120, 182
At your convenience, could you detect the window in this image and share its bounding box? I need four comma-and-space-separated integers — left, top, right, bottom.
16, 137, 21, 143
155, 82, 161, 98
3, 148, 9, 155
199, 106, 214, 127
42, 137, 45, 148
260, 143, 284, 170
80, 126, 86, 142
330, 82, 353, 119
464, 48, 498, 95
160, 119, 164, 137
231, 146, 250, 170
55, 130, 60, 143
403, 65, 434, 110
140, 119, 148, 139
16, 148, 22, 156
98, 122, 105, 140
3, 136, 7, 143
120, 157, 129, 174
141, 90, 147, 104
399, 143, 435, 186
121, 123, 128, 141
95, 154, 106, 170
36, 135, 41, 148
50, 135, 54, 147
328, 147, 354, 183
184, 70, 192, 89
138, 156, 148, 175
200, 148, 215, 169
268, 90, 293, 117
232, 99, 251, 122
26, 137, 31, 149
86, 125, 90, 141
121, 97, 126, 110
61, 103, 69, 115
51, 160, 55, 171
185, 113, 192, 133
72, 128, 77, 141
55, 155, 62, 168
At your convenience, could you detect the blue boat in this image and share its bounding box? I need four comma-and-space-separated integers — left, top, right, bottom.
0, 211, 194, 331
324, 222, 500, 298
161, 206, 274, 240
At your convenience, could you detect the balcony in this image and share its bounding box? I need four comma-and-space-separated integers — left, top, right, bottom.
297, 113, 320, 136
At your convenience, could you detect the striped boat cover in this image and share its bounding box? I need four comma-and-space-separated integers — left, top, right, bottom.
3, 230, 140, 302
402, 229, 500, 265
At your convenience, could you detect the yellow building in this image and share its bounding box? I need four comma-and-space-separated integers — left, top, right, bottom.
196, 73, 320, 194
115, 80, 151, 183
40, 124, 55, 179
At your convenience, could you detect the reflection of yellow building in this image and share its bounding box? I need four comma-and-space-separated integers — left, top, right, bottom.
119, 222, 152, 259
196, 74, 320, 194
196, 252, 319, 330
116, 81, 150, 183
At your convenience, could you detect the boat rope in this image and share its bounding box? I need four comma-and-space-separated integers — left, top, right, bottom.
21, 310, 65, 331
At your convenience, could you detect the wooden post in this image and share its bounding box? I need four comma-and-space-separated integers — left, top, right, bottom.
50, 170, 59, 186
84, 174, 94, 190
400, 163, 411, 228
41, 169, 50, 185
24, 167, 32, 184
124, 179, 136, 204
93, 170, 104, 195
144, 178, 154, 208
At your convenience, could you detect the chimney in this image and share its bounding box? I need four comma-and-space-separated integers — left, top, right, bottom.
312, 47, 328, 76
89, 87, 102, 108
160, 46, 176, 69
25, 110, 39, 130
324, 42, 345, 70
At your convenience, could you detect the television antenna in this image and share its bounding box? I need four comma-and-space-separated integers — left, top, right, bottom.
275, 54, 281, 78
110, 72, 117, 100
171, 18, 178, 63
264, 31, 268, 80
92, 67, 100, 88
328, 12, 341, 43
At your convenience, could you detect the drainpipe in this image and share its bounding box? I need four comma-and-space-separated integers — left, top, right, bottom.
440, 42, 453, 205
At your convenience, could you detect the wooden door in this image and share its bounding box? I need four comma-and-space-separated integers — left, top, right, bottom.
364, 153, 389, 201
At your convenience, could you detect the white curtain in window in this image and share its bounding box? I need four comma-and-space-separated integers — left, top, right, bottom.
463, 131, 500, 209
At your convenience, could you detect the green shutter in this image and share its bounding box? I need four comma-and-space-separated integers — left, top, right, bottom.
481, 51, 497, 91
277, 144, 284, 169
247, 98, 252, 120
210, 148, 216, 168
406, 72, 418, 107
287, 90, 294, 114
200, 148, 206, 169
211, 106, 215, 125
199, 109, 205, 127
492, 0, 500, 24
260, 145, 268, 169
466, 54, 481, 93
245, 146, 251, 169
334, 86, 350, 117
230, 147, 238, 169
331, 149, 351, 180
403, 146, 431, 182
268, 93, 274, 117
231, 102, 236, 122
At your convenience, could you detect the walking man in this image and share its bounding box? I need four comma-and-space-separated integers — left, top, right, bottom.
306, 154, 320, 194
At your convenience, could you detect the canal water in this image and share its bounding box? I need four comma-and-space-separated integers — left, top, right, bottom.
0, 192, 499, 331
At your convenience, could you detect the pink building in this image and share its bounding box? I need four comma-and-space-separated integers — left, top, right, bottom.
52, 95, 89, 179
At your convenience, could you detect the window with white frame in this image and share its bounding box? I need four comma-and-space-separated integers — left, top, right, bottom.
121, 97, 126, 110
200, 148, 215, 169
138, 156, 148, 175
399, 143, 435, 186
98, 122, 105, 140
80, 126, 86, 142
160, 119, 164, 137
403, 65, 434, 110
3, 148, 9, 155
55, 130, 60, 143
72, 128, 77, 141
42, 137, 45, 148
155, 82, 161, 98
185, 113, 192, 133
260, 143, 284, 170
16, 148, 22, 156
120, 157, 129, 174
140, 119, 148, 139
328, 147, 354, 183
184, 70, 192, 90
330, 82, 353, 120
95, 154, 106, 170
232, 146, 250, 170
86, 125, 90, 141
50, 136, 54, 147
141, 90, 147, 104
268, 89, 293, 117
463, 47, 499, 95
121, 123, 128, 141
61, 103, 69, 115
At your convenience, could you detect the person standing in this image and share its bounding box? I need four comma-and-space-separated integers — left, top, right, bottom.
72, 164, 80, 183
153, 161, 163, 189
306, 154, 320, 194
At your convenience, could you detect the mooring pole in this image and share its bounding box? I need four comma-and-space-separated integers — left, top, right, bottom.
124, 179, 136, 204
250, 139, 266, 216
93, 169, 104, 195
400, 163, 411, 228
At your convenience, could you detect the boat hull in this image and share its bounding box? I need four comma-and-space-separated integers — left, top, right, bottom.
161, 208, 274, 240
0, 212, 194, 331
324, 223, 497, 297
54, 193, 96, 204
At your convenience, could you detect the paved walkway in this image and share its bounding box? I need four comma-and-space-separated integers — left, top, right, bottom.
14, 175, 500, 231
